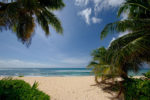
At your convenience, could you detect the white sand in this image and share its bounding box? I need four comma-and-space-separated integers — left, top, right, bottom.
13, 76, 115, 100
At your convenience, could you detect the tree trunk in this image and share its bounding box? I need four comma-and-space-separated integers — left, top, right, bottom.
95, 76, 101, 84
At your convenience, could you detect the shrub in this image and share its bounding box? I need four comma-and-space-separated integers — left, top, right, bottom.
0, 77, 50, 100
18, 75, 24, 77
143, 70, 150, 79
123, 78, 150, 100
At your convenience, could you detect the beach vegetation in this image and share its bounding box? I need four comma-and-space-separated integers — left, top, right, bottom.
88, 0, 150, 99
0, 0, 65, 45
18, 75, 24, 77
0, 77, 50, 100
143, 70, 150, 79
123, 77, 150, 100
100, 0, 150, 79
87, 47, 119, 84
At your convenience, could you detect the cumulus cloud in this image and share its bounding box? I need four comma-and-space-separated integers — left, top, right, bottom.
75, 0, 89, 6
93, 0, 125, 14
92, 17, 102, 23
78, 8, 92, 24
75, 0, 128, 46
75, 0, 125, 24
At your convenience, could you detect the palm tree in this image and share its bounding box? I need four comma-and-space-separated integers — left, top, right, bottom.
100, 0, 150, 79
87, 47, 118, 84
0, 0, 65, 45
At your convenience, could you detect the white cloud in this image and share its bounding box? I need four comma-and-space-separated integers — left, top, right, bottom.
93, 0, 125, 14
75, 0, 125, 24
121, 11, 129, 20
108, 30, 130, 48
75, 0, 89, 6
108, 37, 116, 48
92, 17, 102, 23
78, 8, 92, 24
118, 31, 130, 37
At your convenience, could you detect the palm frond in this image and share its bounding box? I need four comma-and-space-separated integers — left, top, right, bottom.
38, 0, 65, 10
100, 19, 150, 39
0, 0, 64, 45
118, 0, 150, 18
107, 31, 150, 73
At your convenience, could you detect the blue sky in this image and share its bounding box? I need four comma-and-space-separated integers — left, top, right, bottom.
0, 0, 126, 68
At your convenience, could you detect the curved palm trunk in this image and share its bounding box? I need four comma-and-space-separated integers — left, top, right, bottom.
120, 73, 128, 80
95, 76, 101, 84
117, 68, 128, 99
119, 65, 129, 79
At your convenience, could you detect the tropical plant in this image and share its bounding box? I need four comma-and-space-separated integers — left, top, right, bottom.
0, 0, 65, 45
89, 0, 150, 99
100, 0, 150, 79
87, 47, 118, 84
123, 77, 150, 100
0, 77, 50, 100
143, 70, 150, 79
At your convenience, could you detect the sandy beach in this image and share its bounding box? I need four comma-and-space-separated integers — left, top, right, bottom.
5, 76, 116, 100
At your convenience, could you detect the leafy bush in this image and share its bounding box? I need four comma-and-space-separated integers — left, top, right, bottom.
0, 78, 50, 100
143, 70, 150, 78
18, 75, 24, 77
123, 78, 150, 100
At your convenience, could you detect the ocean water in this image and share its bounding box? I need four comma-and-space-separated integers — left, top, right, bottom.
0, 68, 92, 77
0, 68, 149, 77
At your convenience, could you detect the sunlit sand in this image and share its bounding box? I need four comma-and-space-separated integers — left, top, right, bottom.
14, 76, 115, 100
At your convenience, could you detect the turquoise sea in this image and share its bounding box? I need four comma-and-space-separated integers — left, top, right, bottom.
0, 68, 149, 77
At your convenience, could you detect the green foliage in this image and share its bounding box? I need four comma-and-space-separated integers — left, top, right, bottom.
118, 0, 150, 18
32, 81, 39, 89
87, 47, 119, 83
143, 70, 150, 78
123, 78, 150, 100
0, 78, 50, 100
97, 0, 150, 99
0, 0, 65, 45
18, 75, 24, 77
100, 0, 150, 78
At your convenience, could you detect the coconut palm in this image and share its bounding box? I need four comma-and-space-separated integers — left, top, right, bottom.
0, 0, 65, 45
87, 47, 118, 84
100, 0, 150, 79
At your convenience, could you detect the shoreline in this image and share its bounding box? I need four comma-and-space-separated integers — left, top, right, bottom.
0, 75, 94, 77
0, 75, 144, 77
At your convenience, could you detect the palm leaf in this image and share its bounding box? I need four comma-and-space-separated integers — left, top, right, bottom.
100, 19, 150, 39
0, 0, 65, 45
